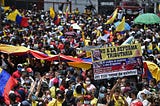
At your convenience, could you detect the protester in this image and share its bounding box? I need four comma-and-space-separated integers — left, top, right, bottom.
0, 3, 160, 106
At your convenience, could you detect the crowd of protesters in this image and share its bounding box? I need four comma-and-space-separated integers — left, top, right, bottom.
0, 4, 160, 106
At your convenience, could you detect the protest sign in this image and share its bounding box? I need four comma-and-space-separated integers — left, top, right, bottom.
93, 56, 143, 80
91, 44, 142, 62
91, 44, 142, 80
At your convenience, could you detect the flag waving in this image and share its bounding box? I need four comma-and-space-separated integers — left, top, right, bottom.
116, 16, 125, 32
7, 9, 21, 21
50, 7, 55, 19
105, 8, 118, 24
0, 68, 17, 105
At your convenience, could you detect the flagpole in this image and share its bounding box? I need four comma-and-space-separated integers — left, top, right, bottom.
58, 53, 61, 65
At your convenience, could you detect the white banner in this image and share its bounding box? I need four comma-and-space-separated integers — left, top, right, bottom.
94, 69, 138, 80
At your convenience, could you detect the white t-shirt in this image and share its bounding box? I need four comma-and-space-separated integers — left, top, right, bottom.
143, 99, 150, 106
86, 84, 96, 91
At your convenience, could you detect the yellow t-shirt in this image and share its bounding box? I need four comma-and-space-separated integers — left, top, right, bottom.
73, 90, 85, 103
91, 98, 98, 106
50, 86, 59, 98
32, 101, 38, 106
48, 98, 63, 106
111, 95, 125, 106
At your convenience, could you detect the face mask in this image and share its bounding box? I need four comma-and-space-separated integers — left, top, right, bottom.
71, 85, 75, 90
47, 95, 52, 101
77, 30, 80, 34
85, 81, 91, 85
25, 80, 31, 84
17, 67, 22, 71
99, 93, 105, 99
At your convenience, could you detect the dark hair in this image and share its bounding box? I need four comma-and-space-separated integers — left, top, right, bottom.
56, 90, 64, 100
150, 78, 157, 85
9, 93, 17, 102
114, 88, 121, 93
76, 85, 82, 94
129, 89, 138, 96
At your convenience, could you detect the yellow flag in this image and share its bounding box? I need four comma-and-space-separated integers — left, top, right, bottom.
3, 6, 10, 12
50, 7, 55, 19
116, 16, 125, 32
105, 8, 118, 24
7, 9, 21, 21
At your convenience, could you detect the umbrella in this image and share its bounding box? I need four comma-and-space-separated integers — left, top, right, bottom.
71, 23, 82, 30
134, 13, 160, 24
64, 31, 77, 36
114, 21, 131, 31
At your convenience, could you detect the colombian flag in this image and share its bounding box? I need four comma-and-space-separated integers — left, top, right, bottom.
143, 61, 160, 81
0, 68, 17, 105
105, 8, 118, 24
7, 9, 29, 27
7, 9, 21, 21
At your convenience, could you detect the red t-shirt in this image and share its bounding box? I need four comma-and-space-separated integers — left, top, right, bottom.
12, 70, 21, 79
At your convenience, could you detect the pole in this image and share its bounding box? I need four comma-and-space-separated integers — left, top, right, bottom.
154, 1, 157, 14
69, 1, 72, 13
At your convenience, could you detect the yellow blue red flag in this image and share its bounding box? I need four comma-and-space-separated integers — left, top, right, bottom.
105, 8, 118, 24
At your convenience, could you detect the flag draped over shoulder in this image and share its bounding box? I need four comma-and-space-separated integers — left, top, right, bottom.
7, 9, 21, 21
116, 16, 125, 32
50, 7, 55, 19
105, 8, 118, 24
0, 68, 17, 105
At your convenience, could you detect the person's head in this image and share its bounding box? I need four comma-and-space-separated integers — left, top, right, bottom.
35, 72, 41, 81
114, 88, 121, 99
17, 64, 23, 72
53, 78, 59, 88
67, 67, 74, 75
129, 89, 138, 99
76, 75, 83, 83
9, 92, 17, 103
85, 77, 91, 86
56, 90, 64, 100
66, 90, 73, 99
149, 78, 157, 87
75, 84, 83, 94
55, 71, 60, 78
